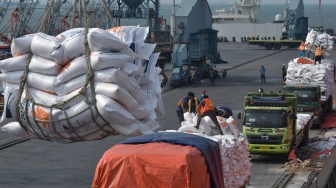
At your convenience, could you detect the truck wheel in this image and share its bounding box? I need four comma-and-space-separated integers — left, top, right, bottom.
265, 43, 273, 50
301, 127, 309, 147
273, 43, 281, 50
327, 96, 333, 113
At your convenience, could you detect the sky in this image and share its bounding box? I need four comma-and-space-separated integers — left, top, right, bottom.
161, 0, 335, 5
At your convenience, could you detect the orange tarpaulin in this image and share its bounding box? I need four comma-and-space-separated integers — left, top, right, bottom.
92, 142, 211, 188
297, 57, 314, 64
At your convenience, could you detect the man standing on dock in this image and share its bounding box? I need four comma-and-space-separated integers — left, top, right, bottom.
282, 64, 287, 82
260, 65, 266, 84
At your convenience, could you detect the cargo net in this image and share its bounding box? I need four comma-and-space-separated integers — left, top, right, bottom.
304, 29, 334, 57
0, 0, 164, 143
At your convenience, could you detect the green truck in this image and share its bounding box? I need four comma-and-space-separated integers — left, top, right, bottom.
240, 92, 313, 155
283, 84, 332, 127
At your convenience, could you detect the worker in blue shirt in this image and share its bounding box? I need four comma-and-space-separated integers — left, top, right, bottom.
260, 65, 266, 84
216, 106, 233, 118
176, 92, 194, 123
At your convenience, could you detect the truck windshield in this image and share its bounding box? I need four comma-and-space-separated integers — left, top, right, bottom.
284, 88, 318, 103
244, 109, 286, 128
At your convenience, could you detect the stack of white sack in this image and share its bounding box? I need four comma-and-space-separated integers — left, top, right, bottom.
296, 113, 312, 132
163, 112, 251, 188
285, 58, 335, 101
305, 30, 334, 56
0, 26, 164, 143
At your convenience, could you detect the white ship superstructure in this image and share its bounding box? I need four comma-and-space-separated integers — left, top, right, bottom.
212, 0, 260, 24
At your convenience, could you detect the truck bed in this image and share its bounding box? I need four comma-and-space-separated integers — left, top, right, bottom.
248, 40, 302, 50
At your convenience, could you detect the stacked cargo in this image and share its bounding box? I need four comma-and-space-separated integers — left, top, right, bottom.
305, 29, 334, 56
164, 113, 252, 188
285, 58, 335, 102
0, 26, 164, 143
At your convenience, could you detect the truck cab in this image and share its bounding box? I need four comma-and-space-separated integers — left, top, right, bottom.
241, 93, 311, 155
283, 85, 322, 125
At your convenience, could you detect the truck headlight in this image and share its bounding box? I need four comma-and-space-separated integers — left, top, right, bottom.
281, 145, 288, 149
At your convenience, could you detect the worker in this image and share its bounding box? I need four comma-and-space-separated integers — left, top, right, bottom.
188, 92, 199, 113
176, 92, 192, 123
209, 69, 215, 85
216, 106, 233, 119
200, 90, 206, 101
194, 95, 224, 135
260, 65, 266, 84
188, 70, 192, 84
314, 45, 322, 65
297, 40, 306, 57
282, 64, 287, 82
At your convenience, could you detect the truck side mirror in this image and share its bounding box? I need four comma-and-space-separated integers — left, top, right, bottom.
238, 112, 242, 119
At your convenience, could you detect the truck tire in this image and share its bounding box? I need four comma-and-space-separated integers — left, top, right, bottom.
273, 43, 281, 50
265, 43, 273, 50
300, 127, 309, 147
327, 96, 333, 113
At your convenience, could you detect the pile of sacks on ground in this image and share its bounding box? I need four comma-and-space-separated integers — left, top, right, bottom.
305, 29, 334, 56
296, 113, 312, 132
285, 58, 335, 101
163, 112, 251, 188
0, 26, 164, 143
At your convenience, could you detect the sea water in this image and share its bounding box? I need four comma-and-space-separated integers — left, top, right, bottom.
0, 2, 335, 33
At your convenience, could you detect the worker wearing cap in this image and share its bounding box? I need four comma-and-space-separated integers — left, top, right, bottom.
176, 92, 193, 123
200, 90, 206, 101
194, 95, 224, 135
216, 106, 233, 119
314, 45, 322, 65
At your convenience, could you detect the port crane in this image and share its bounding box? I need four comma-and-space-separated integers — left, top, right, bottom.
0, 0, 39, 45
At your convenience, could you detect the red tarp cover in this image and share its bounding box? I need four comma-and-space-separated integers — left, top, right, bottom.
92, 142, 210, 188
320, 115, 336, 129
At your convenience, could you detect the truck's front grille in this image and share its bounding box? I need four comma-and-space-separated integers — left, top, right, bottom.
247, 134, 284, 145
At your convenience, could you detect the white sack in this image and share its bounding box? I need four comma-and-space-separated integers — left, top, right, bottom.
120, 62, 145, 77
96, 94, 137, 126
31, 32, 63, 60
0, 54, 28, 73
11, 34, 35, 57
106, 26, 139, 44
29, 55, 62, 75
88, 28, 130, 51
54, 53, 136, 86
91, 51, 136, 70
0, 84, 19, 126
0, 122, 35, 139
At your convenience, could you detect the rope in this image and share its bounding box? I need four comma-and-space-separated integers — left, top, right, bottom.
38, 0, 55, 32
82, 0, 115, 137
70, 0, 78, 29
14, 0, 120, 142
102, 0, 116, 27
15, 52, 32, 132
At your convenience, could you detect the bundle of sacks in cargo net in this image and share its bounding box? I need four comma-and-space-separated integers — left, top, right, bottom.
162, 112, 251, 188
0, 26, 164, 143
305, 29, 334, 56
296, 113, 312, 131
285, 58, 335, 101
